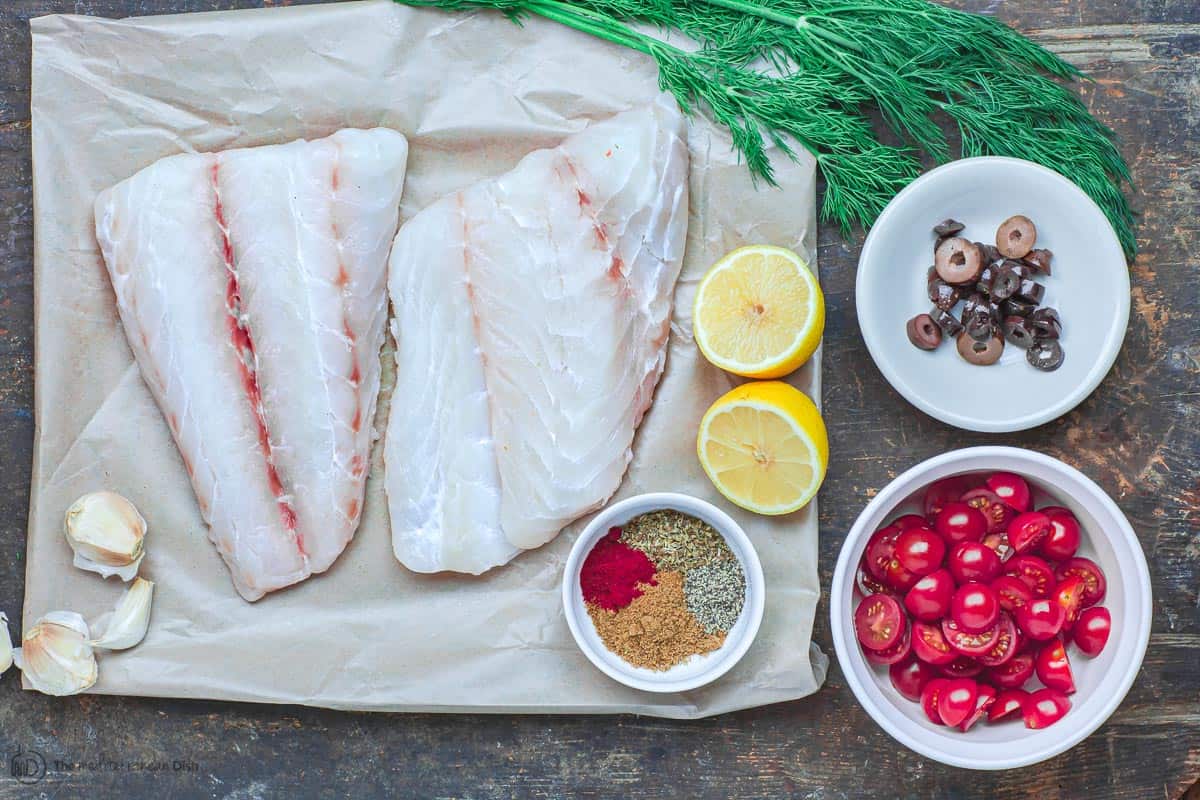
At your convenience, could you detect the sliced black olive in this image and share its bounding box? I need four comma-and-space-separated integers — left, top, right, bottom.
1023, 249, 1053, 275
933, 219, 966, 237
1016, 279, 1045, 305
907, 313, 943, 350
977, 242, 1003, 266
965, 307, 994, 343
958, 332, 1005, 365
1001, 260, 1035, 281
1002, 297, 1038, 317
1029, 307, 1062, 340
988, 301, 1004, 324
935, 237, 984, 285
1027, 340, 1064, 371
996, 215, 1037, 258
990, 267, 1021, 301
927, 270, 961, 311
962, 292, 988, 317
932, 307, 963, 337
1003, 315, 1035, 348
975, 265, 994, 298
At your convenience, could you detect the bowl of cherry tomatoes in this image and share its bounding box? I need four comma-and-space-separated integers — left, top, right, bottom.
830, 446, 1152, 770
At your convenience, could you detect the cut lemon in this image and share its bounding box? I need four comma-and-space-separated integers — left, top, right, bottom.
697, 381, 828, 515
692, 245, 824, 379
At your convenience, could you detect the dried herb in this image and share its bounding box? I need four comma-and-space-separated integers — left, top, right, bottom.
620, 510, 734, 573
684, 560, 747, 634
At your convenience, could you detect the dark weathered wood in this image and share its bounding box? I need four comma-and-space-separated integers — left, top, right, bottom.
1, 1, 1197, 798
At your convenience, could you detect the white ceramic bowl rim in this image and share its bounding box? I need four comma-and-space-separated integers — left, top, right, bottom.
831, 446, 1153, 770
562, 492, 766, 693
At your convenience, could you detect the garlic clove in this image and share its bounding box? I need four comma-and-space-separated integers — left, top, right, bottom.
64, 491, 147, 581
11, 611, 98, 696
1, 612, 13, 676
91, 578, 154, 651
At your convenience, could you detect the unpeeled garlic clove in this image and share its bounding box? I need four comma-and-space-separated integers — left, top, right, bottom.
1, 612, 12, 676
64, 491, 146, 581
91, 578, 154, 651
11, 611, 98, 696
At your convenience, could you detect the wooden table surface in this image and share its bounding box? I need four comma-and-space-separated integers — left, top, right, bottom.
1, 1, 1197, 797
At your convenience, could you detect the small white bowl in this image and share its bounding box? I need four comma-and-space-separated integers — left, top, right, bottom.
831, 447, 1152, 770
856, 157, 1130, 432
562, 492, 765, 693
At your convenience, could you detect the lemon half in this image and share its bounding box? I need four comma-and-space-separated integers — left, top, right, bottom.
697, 381, 828, 515
692, 245, 824, 379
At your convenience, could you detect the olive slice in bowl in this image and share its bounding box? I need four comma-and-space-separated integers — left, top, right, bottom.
996, 215, 1037, 258
1027, 340, 1065, 371
958, 333, 1005, 365
935, 238, 984, 285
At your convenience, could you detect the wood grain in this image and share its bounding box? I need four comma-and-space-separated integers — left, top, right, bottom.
0, 1, 1197, 798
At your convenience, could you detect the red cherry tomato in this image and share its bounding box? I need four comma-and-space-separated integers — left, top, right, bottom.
951, 583, 1000, 633
958, 683, 997, 731
991, 575, 1034, 612
864, 525, 901, 581
921, 677, 951, 724
857, 567, 893, 597
986, 472, 1032, 512
942, 617, 1000, 657
1052, 575, 1086, 626
960, 487, 1015, 533
912, 621, 958, 666
1007, 511, 1052, 555
941, 655, 983, 679
934, 502, 988, 544
1035, 639, 1075, 693
1004, 555, 1057, 598
1040, 508, 1082, 561
975, 611, 1019, 667
893, 513, 930, 530
890, 657, 940, 702
937, 678, 979, 728
981, 531, 1012, 562
855, 593, 905, 651
865, 623, 912, 665
1055, 558, 1107, 608
1072, 606, 1112, 656
988, 652, 1035, 689
882, 556, 921, 592
895, 527, 947, 577
1023, 688, 1071, 729
904, 569, 955, 622
1014, 597, 1066, 641
948, 541, 1002, 584
923, 477, 969, 521
988, 688, 1030, 722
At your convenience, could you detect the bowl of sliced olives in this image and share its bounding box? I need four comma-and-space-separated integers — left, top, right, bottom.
856, 157, 1130, 433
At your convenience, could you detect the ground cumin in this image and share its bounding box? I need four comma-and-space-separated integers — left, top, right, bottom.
586, 571, 725, 671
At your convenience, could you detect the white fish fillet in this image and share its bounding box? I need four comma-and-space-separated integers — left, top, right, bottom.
386, 97, 689, 574
95, 129, 409, 600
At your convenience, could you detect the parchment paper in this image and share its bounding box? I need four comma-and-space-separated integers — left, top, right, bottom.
26, 0, 826, 717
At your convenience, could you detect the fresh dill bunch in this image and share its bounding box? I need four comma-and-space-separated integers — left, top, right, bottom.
393, 0, 1136, 257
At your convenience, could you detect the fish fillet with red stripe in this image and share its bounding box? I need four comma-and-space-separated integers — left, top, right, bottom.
95, 129, 408, 600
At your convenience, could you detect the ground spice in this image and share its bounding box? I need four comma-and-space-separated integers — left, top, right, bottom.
684, 560, 747, 634
587, 571, 725, 670
619, 510, 734, 573
580, 528, 657, 611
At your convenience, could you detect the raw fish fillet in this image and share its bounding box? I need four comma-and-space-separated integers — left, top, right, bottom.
386, 98, 689, 574
95, 129, 409, 600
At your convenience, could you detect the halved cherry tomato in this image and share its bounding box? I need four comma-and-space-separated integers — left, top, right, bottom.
981, 531, 1012, 562
991, 575, 1034, 612
855, 593, 905, 651
904, 569, 955, 622
893, 513, 930, 530
1014, 597, 1066, 641
864, 525, 901, 581
924, 477, 969, 521
1052, 575, 1086, 626
952, 583, 1000, 633
890, 656, 939, 702
1056, 558, 1107, 608
1072, 606, 1112, 656
1004, 555, 1056, 598
976, 611, 1019, 667
941, 655, 983, 679
988, 652, 1035, 689
882, 556, 921, 592
921, 677, 951, 724
913, 621, 958, 665
942, 617, 999, 657
1039, 507, 1082, 561
987, 472, 1031, 512
934, 502, 988, 544
1023, 688, 1071, 729
1035, 639, 1075, 693
937, 678, 979, 728
988, 688, 1030, 722
1007, 511, 1052, 555
895, 527, 947, 577
960, 487, 1015, 533
958, 683, 997, 731
948, 541, 1002, 584
865, 623, 912, 665
857, 567, 893, 597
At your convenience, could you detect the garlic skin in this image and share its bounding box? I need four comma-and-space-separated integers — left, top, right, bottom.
64, 491, 146, 581
91, 578, 154, 651
11, 611, 98, 696
1, 612, 13, 676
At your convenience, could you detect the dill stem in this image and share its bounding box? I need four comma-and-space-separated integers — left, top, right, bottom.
695, 0, 865, 53
526, 0, 655, 54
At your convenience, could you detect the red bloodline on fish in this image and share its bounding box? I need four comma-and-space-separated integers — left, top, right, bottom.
210, 159, 305, 554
